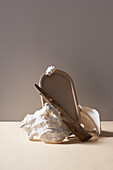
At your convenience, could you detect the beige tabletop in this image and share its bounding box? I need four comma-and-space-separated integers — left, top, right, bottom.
0, 121, 113, 170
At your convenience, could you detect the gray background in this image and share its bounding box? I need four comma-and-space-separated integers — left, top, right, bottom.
0, 0, 113, 121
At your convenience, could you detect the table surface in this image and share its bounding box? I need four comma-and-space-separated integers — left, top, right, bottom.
0, 121, 113, 170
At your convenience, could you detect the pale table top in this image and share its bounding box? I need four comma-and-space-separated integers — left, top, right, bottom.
0, 121, 113, 170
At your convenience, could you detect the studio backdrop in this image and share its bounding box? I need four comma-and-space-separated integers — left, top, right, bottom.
0, 0, 113, 121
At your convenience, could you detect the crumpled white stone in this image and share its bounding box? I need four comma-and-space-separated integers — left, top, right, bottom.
45, 65, 56, 76
20, 103, 70, 143
79, 105, 101, 135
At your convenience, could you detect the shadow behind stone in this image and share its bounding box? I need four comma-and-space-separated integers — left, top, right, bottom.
100, 130, 113, 137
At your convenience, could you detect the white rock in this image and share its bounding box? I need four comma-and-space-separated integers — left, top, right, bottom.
20, 103, 70, 143
45, 66, 56, 76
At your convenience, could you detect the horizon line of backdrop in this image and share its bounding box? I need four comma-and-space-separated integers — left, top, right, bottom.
0, 0, 113, 121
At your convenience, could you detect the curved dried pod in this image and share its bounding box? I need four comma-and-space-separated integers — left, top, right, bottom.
79, 105, 101, 135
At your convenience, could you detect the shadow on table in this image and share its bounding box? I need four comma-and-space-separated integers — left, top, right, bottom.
62, 135, 99, 145
100, 130, 113, 137
61, 130, 113, 145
